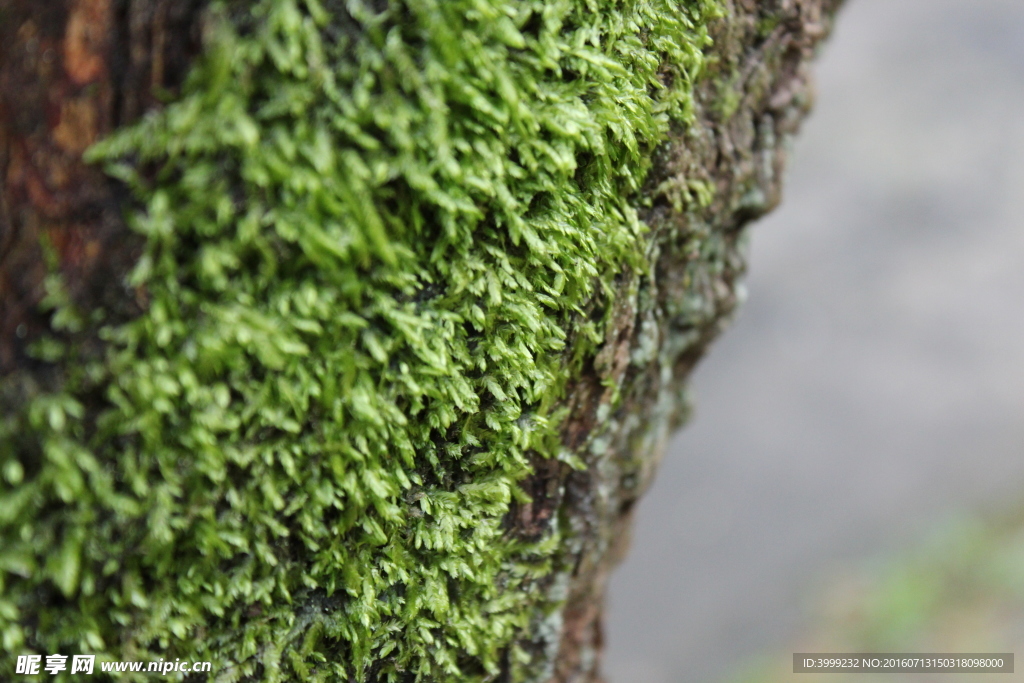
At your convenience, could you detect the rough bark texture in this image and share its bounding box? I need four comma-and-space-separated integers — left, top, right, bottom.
0, 1, 842, 681
536, 2, 843, 680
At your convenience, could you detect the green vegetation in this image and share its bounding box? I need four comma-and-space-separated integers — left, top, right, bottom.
0, 0, 721, 679
729, 508, 1024, 683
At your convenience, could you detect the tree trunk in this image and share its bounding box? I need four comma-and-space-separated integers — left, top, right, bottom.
0, 1, 842, 681
540, 2, 843, 679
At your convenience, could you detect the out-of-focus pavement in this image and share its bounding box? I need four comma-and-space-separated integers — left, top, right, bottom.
604, 0, 1024, 681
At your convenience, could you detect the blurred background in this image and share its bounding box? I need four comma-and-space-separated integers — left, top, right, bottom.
603, 0, 1024, 681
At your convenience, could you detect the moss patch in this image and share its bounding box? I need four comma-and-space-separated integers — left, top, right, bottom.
0, 0, 720, 680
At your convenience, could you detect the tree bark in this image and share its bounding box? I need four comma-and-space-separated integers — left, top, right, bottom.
538, 2, 843, 679
0, 0, 206, 375
0, 1, 843, 681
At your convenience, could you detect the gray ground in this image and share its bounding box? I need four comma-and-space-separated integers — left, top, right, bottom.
603, 0, 1024, 681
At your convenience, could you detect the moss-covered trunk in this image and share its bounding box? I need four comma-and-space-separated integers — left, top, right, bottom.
0, 1, 841, 681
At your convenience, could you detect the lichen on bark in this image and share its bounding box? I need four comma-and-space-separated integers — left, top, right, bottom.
0, 0, 842, 681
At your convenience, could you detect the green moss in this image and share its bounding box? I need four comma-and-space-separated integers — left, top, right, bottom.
756, 14, 782, 39
715, 70, 742, 120
0, 0, 720, 680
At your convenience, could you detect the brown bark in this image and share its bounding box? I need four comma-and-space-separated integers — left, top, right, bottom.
0, 0, 206, 377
